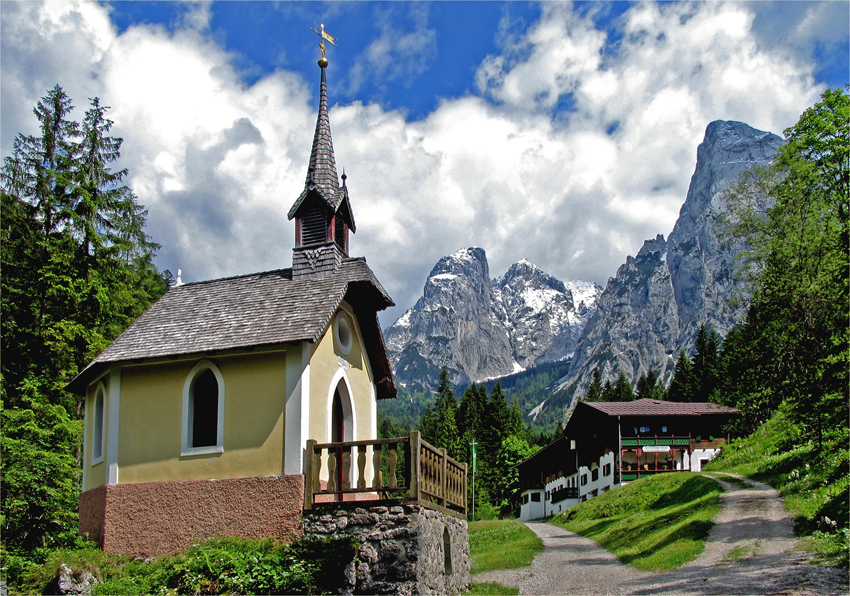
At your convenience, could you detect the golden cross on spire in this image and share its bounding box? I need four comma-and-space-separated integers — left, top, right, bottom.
311, 23, 337, 65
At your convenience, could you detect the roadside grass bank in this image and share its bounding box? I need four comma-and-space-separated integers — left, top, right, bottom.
468, 520, 544, 575
705, 406, 849, 566
550, 472, 723, 572
12, 535, 357, 595
464, 581, 520, 595
466, 520, 542, 595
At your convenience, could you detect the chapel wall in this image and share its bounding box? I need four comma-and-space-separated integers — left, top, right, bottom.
79, 350, 290, 489
79, 474, 304, 557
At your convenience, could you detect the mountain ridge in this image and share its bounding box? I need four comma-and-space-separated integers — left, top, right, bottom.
384, 249, 601, 390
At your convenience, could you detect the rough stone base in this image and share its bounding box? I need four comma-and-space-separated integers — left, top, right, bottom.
303, 503, 470, 595
79, 474, 304, 557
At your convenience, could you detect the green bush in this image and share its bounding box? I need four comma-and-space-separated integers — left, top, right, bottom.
13, 535, 358, 596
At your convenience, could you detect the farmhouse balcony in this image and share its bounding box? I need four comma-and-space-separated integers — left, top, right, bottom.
620, 434, 728, 481
304, 431, 468, 519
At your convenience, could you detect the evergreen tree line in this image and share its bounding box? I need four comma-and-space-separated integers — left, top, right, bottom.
1, 86, 169, 574
380, 368, 550, 519
582, 323, 722, 404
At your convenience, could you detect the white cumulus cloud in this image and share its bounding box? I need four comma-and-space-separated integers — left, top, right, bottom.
1, 0, 828, 327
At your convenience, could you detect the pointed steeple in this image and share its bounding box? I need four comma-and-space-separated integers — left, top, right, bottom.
289, 61, 356, 279
304, 65, 340, 203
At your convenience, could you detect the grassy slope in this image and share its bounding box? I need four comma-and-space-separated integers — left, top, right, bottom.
705, 405, 849, 566
466, 520, 543, 595
550, 473, 723, 572
468, 520, 544, 574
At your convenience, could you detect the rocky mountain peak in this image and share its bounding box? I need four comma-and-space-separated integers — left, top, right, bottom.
385, 250, 601, 390
498, 259, 569, 295
554, 120, 783, 407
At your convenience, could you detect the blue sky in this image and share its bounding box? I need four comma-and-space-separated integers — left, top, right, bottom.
2, 1, 848, 325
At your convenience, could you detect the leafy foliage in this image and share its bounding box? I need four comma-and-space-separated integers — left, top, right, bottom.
17, 536, 357, 596
718, 88, 849, 446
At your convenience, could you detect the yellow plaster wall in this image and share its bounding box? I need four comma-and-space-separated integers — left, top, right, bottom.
83, 382, 108, 492
102, 351, 287, 486
308, 304, 376, 445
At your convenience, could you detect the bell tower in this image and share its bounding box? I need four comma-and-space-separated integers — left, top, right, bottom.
288, 57, 355, 279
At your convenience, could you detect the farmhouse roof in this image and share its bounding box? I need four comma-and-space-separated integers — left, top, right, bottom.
67, 257, 395, 397
582, 398, 737, 417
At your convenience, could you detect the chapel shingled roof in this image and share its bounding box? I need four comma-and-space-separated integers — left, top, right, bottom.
582, 398, 737, 417
67, 257, 395, 396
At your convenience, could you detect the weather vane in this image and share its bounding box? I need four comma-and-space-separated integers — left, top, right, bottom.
311, 23, 337, 67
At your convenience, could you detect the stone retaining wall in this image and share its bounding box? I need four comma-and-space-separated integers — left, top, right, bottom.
303, 503, 470, 595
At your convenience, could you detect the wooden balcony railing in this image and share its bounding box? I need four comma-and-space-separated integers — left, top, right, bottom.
304, 431, 467, 519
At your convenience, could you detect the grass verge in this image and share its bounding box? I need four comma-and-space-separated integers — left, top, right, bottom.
465, 582, 520, 595
705, 405, 849, 566
550, 472, 723, 572
468, 520, 543, 575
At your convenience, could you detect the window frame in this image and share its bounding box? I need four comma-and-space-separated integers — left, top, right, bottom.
91, 382, 107, 466
181, 360, 225, 456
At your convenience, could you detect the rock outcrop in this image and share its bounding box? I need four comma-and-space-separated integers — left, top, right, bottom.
558, 120, 783, 402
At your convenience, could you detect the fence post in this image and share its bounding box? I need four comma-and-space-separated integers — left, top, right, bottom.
440, 448, 447, 508
409, 431, 421, 503
304, 439, 316, 510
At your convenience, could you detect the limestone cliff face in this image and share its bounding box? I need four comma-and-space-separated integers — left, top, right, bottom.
559, 121, 783, 400
384, 249, 600, 390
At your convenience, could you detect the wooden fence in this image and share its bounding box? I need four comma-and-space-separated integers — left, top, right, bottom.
304, 431, 467, 519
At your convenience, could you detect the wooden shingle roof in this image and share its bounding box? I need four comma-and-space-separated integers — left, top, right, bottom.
67, 257, 395, 397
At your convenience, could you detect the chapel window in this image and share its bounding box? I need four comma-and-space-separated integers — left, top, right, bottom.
182, 360, 224, 455
191, 369, 219, 447
92, 385, 105, 464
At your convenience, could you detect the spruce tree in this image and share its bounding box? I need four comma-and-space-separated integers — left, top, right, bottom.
667, 350, 697, 402
601, 379, 615, 402
613, 372, 635, 401
635, 369, 663, 401
585, 367, 603, 402
420, 368, 461, 458
692, 324, 720, 402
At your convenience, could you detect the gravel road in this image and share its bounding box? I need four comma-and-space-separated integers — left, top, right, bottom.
472, 473, 848, 595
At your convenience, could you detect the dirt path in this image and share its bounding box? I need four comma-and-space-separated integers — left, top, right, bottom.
472, 473, 848, 595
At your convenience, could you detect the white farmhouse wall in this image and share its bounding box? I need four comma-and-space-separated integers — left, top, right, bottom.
519, 489, 545, 520
689, 448, 721, 472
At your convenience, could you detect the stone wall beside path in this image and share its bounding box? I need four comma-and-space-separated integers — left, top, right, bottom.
303, 503, 470, 595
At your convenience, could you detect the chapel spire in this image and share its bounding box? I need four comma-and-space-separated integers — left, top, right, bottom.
288, 35, 356, 280
303, 64, 340, 201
